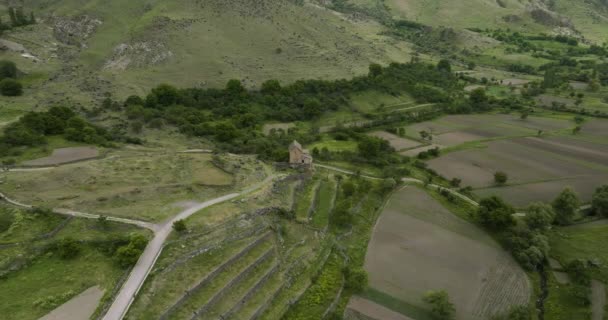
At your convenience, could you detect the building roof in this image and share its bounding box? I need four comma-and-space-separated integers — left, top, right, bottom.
289, 140, 303, 152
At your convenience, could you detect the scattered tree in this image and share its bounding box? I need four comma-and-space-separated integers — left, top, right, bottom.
524, 203, 555, 230
552, 188, 580, 225
494, 171, 508, 185
592, 185, 608, 217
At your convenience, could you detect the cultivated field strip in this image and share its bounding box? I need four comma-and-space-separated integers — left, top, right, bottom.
241, 250, 316, 320
159, 222, 268, 274
221, 262, 281, 319
159, 232, 273, 319
188, 248, 276, 319
471, 257, 531, 319
306, 181, 322, 221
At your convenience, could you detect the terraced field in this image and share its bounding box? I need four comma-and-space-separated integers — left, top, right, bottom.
125, 172, 344, 320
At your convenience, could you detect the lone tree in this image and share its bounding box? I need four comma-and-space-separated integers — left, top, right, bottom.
552, 188, 580, 225
494, 171, 508, 185
173, 219, 187, 233
592, 185, 608, 217
423, 290, 455, 320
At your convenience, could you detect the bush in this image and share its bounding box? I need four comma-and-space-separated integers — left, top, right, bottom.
494, 171, 508, 185
172, 220, 187, 233
0, 60, 17, 79
114, 233, 148, 268
53, 238, 81, 259
0, 78, 23, 96
423, 290, 455, 320
343, 267, 368, 293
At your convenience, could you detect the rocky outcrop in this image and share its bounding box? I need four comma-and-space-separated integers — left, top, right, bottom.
104, 40, 173, 70
52, 15, 102, 47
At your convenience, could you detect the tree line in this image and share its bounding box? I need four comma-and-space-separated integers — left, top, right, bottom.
0, 7, 36, 33
0, 106, 116, 159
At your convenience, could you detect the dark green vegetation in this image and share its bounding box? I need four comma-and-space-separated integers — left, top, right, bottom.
0, 205, 150, 320
0, 106, 116, 159
0, 60, 22, 97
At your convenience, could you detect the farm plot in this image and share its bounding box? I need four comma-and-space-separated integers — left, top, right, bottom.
22, 147, 100, 167
2, 151, 242, 221
404, 113, 572, 155
428, 136, 608, 206
535, 94, 576, 107
345, 296, 415, 320
367, 131, 421, 151
364, 187, 530, 320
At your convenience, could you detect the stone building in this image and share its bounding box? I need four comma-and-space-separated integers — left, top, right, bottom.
289, 140, 313, 168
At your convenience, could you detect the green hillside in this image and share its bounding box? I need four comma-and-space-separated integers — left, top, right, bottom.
382, 0, 608, 42
2, 0, 416, 98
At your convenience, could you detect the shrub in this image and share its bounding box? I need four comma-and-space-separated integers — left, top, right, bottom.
423, 290, 455, 320
172, 220, 187, 233
0, 60, 17, 79
343, 267, 368, 293
494, 171, 508, 185
0, 78, 23, 96
53, 238, 81, 259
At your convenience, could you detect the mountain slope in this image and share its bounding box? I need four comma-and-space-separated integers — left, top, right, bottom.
10, 0, 414, 98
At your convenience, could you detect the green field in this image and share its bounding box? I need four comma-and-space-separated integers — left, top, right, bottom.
0, 204, 151, 320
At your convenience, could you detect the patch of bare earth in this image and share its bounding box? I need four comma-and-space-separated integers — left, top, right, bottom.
262, 122, 295, 135
535, 94, 575, 107
39, 286, 104, 320
399, 144, 441, 157
346, 296, 414, 320
501, 78, 530, 86
368, 131, 420, 151
592, 280, 606, 320
22, 147, 99, 166
365, 188, 530, 320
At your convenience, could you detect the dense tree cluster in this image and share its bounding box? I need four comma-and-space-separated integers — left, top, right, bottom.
0, 106, 114, 157
119, 61, 465, 160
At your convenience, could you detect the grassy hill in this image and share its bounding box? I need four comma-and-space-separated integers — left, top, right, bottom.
0, 0, 416, 99
377, 0, 608, 42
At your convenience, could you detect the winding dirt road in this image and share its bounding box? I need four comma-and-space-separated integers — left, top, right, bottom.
102, 174, 276, 320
